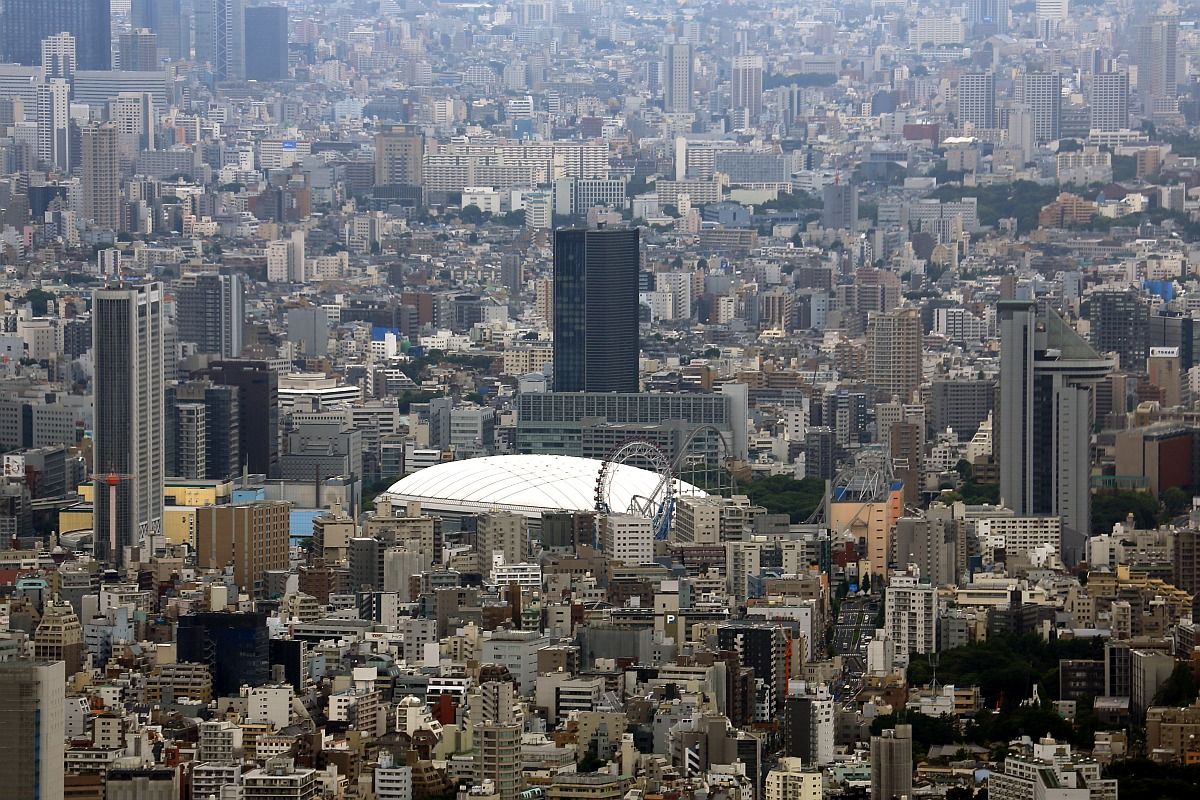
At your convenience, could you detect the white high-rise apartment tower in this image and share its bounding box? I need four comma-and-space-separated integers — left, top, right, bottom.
731, 55, 763, 118
1089, 72, 1129, 132
663, 42, 693, 113
958, 72, 996, 129
35, 79, 70, 170
41, 32, 76, 80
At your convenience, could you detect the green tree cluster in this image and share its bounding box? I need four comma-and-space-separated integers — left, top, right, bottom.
906, 633, 1103, 709
870, 712, 959, 758
1090, 489, 1159, 534
1153, 662, 1199, 707
740, 475, 826, 522
953, 460, 1000, 505
1104, 760, 1200, 800
930, 181, 1060, 233
763, 73, 838, 90
24, 288, 54, 316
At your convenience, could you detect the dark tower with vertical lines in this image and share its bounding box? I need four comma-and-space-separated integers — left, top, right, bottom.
552, 227, 641, 393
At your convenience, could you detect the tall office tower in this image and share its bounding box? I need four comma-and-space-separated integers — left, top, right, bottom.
717, 623, 788, 714
196, 502, 290, 593
889, 421, 924, 506
0, 660, 65, 800
1086, 289, 1149, 370
168, 380, 240, 480
646, 59, 662, 95
1089, 72, 1129, 132
552, 226, 640, 393
1034, 0, 1067, 38
731, 55, 763, 118
998, 301, 1111, 565
958, 72, 996, 129
662, 42, 694, 113
374, 124, 424, 187
35, 79, 70, 171
1007, 104, 1035, 162
176, 612, 269, 697
474, 720, 522, 800
891, 512, 962, 588
33, 599, 83, 675
285, 306, 328, 356
131, 0, 188, 61
804, 426, 835, 480
81, 122, 122, 230
171, 398, 207, 479
500, 253, 523, 294
821, 182, 858, 230
118, 28, 158, 71
41, 32, 76, 80
930, 379, 995, 442
1134, 14, 1178, 110
0, 0, 111, 70
194, 0, 246, 80
93, 283, 165, 568
202, 360, 279, 476
1147, 312, 1200, 371
782, 687, 835, 766
1022, 71, 1062, 144
245, 5, 288, 81
109, 91, 157, 153
176, 272, 245, 358
866, 308, 922, 402
966, 0, 1008, 36
870, 724, 913, 800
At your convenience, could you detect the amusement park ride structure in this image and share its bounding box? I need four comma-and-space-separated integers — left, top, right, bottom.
593, 424, 737, 539
590, 428, 910, 552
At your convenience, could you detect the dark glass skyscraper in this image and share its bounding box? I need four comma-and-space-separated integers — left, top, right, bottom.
1, 0, 111, 70
176, 612, 269, 697
131, 0, 189, 61
552, 227, 640, 393
176, 272, 245, 358
245, 5, 289, 81
1085, 288, 1149, 371
199, 360, 280, 476
167, 381, 241, 481
194, 0, 245, 80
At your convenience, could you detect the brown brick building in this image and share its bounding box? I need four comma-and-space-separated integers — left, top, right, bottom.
196, 501, 290, 594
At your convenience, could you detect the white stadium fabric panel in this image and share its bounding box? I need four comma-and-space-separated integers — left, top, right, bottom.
382, 454, 705, 518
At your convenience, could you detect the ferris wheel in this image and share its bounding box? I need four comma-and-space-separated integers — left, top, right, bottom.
594, 440, 676, 539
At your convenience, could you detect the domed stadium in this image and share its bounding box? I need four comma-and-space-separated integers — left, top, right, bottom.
380, 453, 705, 521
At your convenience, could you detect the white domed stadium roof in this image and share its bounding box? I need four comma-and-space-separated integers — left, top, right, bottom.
382, 454, 705, 518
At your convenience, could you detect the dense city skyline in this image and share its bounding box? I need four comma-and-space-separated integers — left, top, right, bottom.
0, 0, 1197, 799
